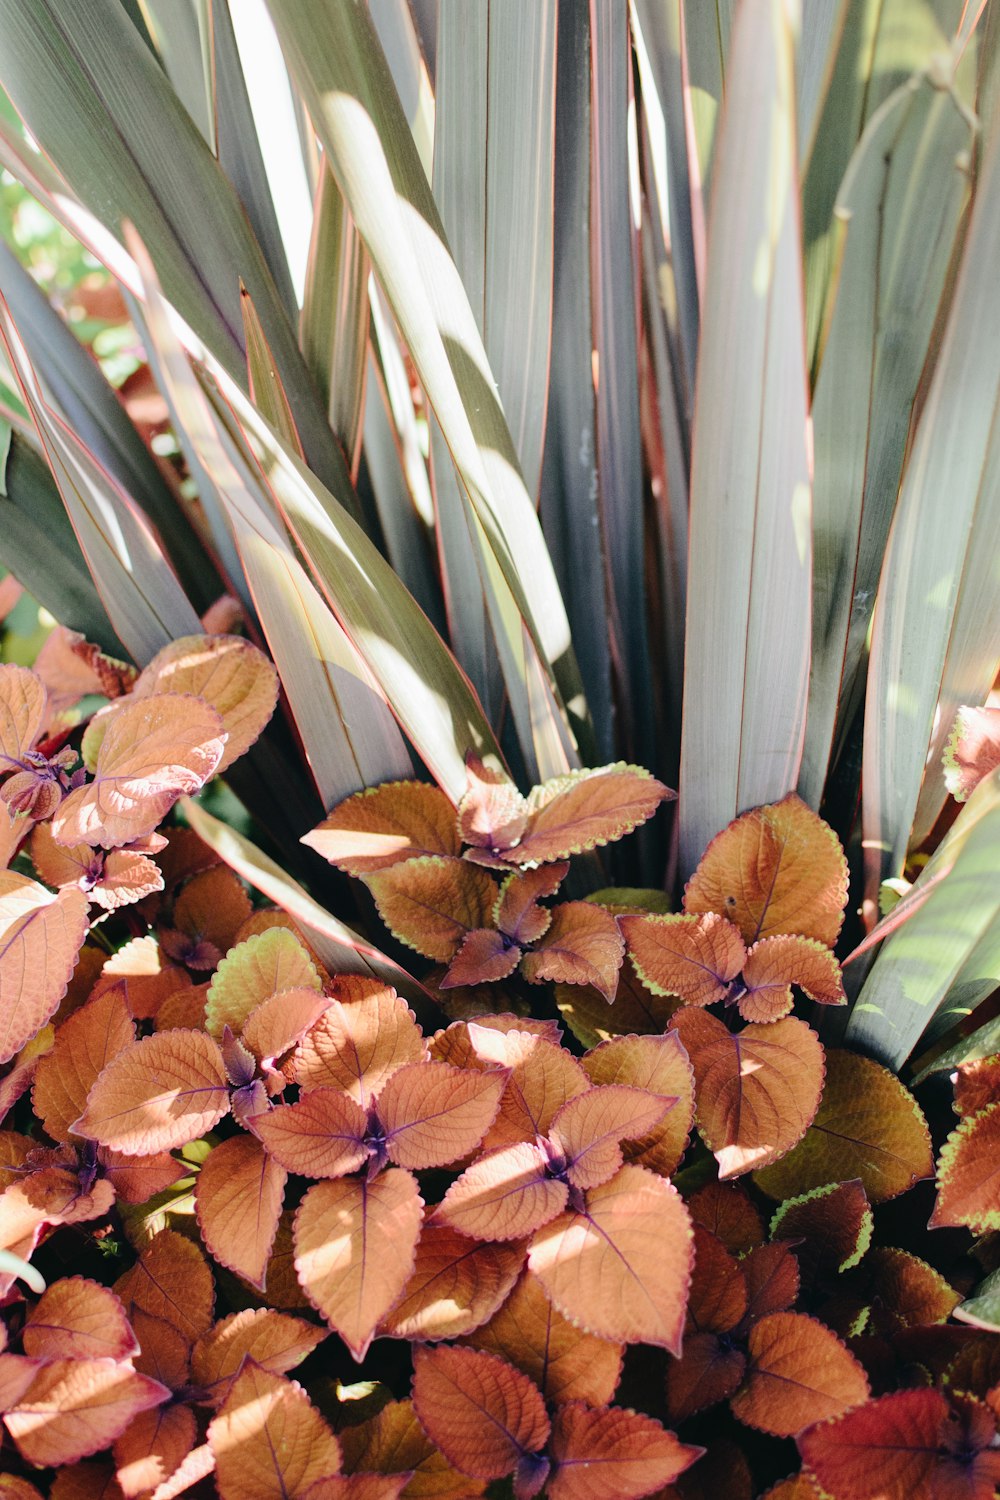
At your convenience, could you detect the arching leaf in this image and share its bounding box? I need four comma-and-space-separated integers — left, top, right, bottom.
379, 1062, 506, 1170
674, 1009, 825, 1177
520, 902, 625, 1002
191, 1309, 326, 1408
73, 1029, 229, 1155
379, 1224, 525, 1341
0, 873, 89, 1064
33, 985, 135, 1143
195, 1134, 286, 1291
732, 1313, 869, 1437
207, 1363, 341, 1500
684, 796, 849, 946
132, 634, 278, 773
52, 695, 226, 849
23, 1278, 137, 1363
294, 1170, 423, 1360
754, 1050, 933, 1204
303, 782, 461, 876
411, 1346, 550, 1483
291, 981, 424, 1105
529, 1164, 693, 1351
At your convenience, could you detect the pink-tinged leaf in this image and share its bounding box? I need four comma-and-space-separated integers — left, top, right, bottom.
91, 937, 191, 1023
113, 1229, 215, 1342
302, 1480, 409, 1500
684, 795, 849, 946
168, 866, 252, 968
205, 928, 321, 1039
23, 1278, 138, 1363
458, 758, 528, 852
130, 1309, 192, 1392
132, 634, 279, 773
34, 627, 135, 711
429, 1015, 564, 1062
954, 1055, 1000, 1118
33, 985, 135, 1143
379, 1223, 525, 1341
739, 936, 845, 1024
148, 1442, 216, 1500
304, 781, 461, 876
0, 1353, 43, 1412
154, 986, 206, 1037
242, 987, 329, 1074
732, 1312, 870, 1437
73, 1029, 229, 1155
294, 1169, 423, 1359
495, 864, 568, 944
436, 1141, 567, 1242
511, 765, 673, 865
520, 902, 625, 1002
251, 1090, 368, 1179
365, 857, 499, 961
0, 665, 45, 765
529, 1164, 694, 1351
3, 1358, 169, 1467
685, 1226, 749, 1335
52, 695, 226, 849
467, 1268, 624, 1407
292, 980, 424, 1105
798, 1388, 978, 1500
621, 912, 746, 1007
412, 1346, 550, 1481
207, 1363, 342, 1499
339, 1397, 487, 1498
944, 706, 1000, 802
441, 929, 521, 988
931, 1104, 1000, 1234
548, 1086, 672, 1191
0, 873, 89, 1064
99, 1149, 187, 1205
379, 1061, 506, 1169
113, 1402, 197, 1500
547, 1401, 701, 1499
673, 1009, 825, 1178
191, 1308, 326, 1408
30, 823, 164, 912
465, 1028, 590, 1151
195, 1134, 286, 1292
666, 1330, 748, 1424
581, 1032, 694, 1178
741, 1243, 801, 1324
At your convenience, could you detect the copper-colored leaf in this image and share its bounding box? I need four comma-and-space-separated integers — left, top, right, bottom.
556, 967, 678, 1053
954, 1055, 1000, 1119
798, 1387, 979, 1500
0, 1476, 46, 1499
665, 1329, 747, 1423
379, 1223, 524, 1341
0, 665, 46, 763
34, 627, 135, 711
169, 866, 252, 966
132, 634, 278, 773
207, 1362, 341, 1499
74, 1029, 229, 1155
191, 1308, 325, 1408
457, 759, 528, 852
520, 902, 625, 1002
52, 695, 226, 849
339, 1397, 486, 1498
621, 912, 746, 1007
251, 1089, 368, 1179
242, 987, 328, 1071
292, 980, 424, 1105
23, 1278, 138, 1363
688, 1182, 765, 1256
741, 1243, 801, 1322
495, 864, 567, 944
684, 795, 849, 945
379, 1061, 506, 1170
440, 928, 521, 988
113, 1402, 196, 1500
435, 1142, 567, 1242
100, 1149, 186, 1205
514, 765, 672, 865
863, 1248, 960, 1332
4, 1359, 169, 1467
739, 936, 845, 1024
732, 1312, 869, 1437
294, 1170, 423, 1359
303, 781, 461, 876
754, 1050, 933, 1205
770, 1181, 873, 1284
205, 928, 321, 1039
463, 1027, 590, 1151
196, 1134, 286, 1291
365, 857, 498, 962
113, 1230, 215, 1342
548, 1085, 672, 1191
931, 1104, 1000, 1233
466, 1267, 623, 1407
0, 873, 89, 1065
91, 937, 190, 1023
547, 1400, 701, 1499
685, 1226, 748, 1334
674, 1009, 825, 1178
31, 823, 164, 912
411, 1345, 549, 1481
581, 1032, 693, 1178
0, 1354, 43, 1412
302, 1480, 408, 1500
51, 1461, 130, 1499
131, 1309, 191, 1392
148, 1442, 215, 1500
944, 706, 1000, 802
34, 986, 135, 1143
529, 1165, 693, 1351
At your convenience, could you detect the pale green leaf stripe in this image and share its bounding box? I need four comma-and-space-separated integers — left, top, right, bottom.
799, 75, 973, 807
265, 0, 589, 774
861, 100, 1000, 898
847, 771, 1000, 1069
678, 0, 812, 879
0, 302, 201, 665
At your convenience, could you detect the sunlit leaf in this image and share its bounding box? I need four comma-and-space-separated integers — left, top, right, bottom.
113, 1403, 196, 1500
205, 928, 322, 1039
251, 1089, 369, 1180
303, 782, 461, 877
731, 1312, 869, 1437
291, 980, 424, 1106
378, 1062, 506, 1170
520, 902, 625, 1002
436, 1141, 567, 1243
74, 1029, 229, 1155
190, 1308, 326, 1409
379, 1224, 524, 1342
365, 857, 499, 962
548, 1085, 672, 1191
33, 985, 135, 1143
512, 766, 672, 864
0, 872, 89, 1065
621, 912, 746, 1007
580, 1031, 693, 1178
739, 936, 845, 1024
207, 1363, 341, 1500
131, 634, 278, 773
547, 1400, 701, 1499
196, 1134, 286, 1291
4, 1359, 169, 1467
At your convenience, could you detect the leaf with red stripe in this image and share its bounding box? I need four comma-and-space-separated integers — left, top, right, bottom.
411, 1346, 549, 1483
195, 1134, 286, 1292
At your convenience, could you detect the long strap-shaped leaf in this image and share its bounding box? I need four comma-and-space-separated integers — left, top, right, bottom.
678, 0, 812, 879
862, 100, 1000, 895
0, 0, 351, 511
0, 301, 201, 664
265, 0, 587, 779
799, 74, 974, 807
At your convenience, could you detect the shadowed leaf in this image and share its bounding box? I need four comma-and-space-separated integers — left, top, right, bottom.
338, 1397, 486, 1498
366, 857, 498, 962
379, 1224, 525, 1341
205, 928, 322, 1039
411, 1346, 549, 1482
191, 1309, 326, 1408
113, 1229, 214, 1342
931, 1104, 1000, 1234
207, 1363, 341, 1500
113, 1403, 196, 1500
547, 1400, 701, 1498
520, 902, 625, 1002
195, 1134, 286, 1291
